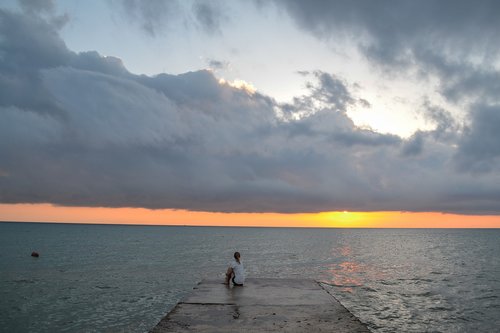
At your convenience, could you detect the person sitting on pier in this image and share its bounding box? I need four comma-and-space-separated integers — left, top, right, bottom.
225, 251, 245, 286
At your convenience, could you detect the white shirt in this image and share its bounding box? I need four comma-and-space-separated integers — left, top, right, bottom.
229, 260, 245, 285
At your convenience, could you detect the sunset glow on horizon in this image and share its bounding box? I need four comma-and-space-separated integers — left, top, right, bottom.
1, 204, 499, 228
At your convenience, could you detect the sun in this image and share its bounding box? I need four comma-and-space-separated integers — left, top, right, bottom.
314, 211, 371, 227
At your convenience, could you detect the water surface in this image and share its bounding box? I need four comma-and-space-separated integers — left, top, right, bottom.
1, 223, 499, 332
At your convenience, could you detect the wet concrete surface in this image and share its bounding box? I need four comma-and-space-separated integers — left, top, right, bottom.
150, 278, 371, 332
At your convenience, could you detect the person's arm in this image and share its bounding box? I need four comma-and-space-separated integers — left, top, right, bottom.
224, 266, 233, 285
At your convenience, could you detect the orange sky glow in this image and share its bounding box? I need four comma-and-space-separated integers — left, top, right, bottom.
1, 203, 499, 228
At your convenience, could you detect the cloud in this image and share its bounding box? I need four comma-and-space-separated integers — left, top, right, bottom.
18, 0, 69, 28
219, 78, 256, 94
207, 59, 230, 71
420, 100, 460, 142
192, 1, 223, 34
269, 0, 500, 184
18, 0, 56, 14
401, 132, 424, 156
114, 0, 178, 36
113, 0, 224, 36
0, 8, 70, 117
454, 104, 500, 173
1, 6, 500, 215
271, 1, 500, 107
414, 48, 500, 106
278, 71, 363, 120
271, 1, 500, 65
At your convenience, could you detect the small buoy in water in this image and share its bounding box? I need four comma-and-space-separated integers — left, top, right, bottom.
31, 251, 39, 258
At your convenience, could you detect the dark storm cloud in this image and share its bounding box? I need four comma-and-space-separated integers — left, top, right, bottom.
455, 104, 500, 173
420, 101, 459, 142
2, 6, 500, 215
414, 48, 500, 106
401, 132, 424, 157
0, 9, 70, 116
271, 1, 500, 66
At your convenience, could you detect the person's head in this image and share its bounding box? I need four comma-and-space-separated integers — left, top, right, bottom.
234, 251, 241, 263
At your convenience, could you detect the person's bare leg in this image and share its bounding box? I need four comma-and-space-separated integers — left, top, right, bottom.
225, 267, 233, 285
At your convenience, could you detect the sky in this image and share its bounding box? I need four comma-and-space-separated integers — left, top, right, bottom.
1, 0, 500, 227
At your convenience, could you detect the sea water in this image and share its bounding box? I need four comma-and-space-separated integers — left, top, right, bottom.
0, 222, 499, 332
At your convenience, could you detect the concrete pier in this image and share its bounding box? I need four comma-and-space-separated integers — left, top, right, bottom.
151, 278, 370, 332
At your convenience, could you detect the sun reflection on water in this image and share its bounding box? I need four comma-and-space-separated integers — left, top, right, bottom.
326, 261, 364, 292
322, 245, 386, 293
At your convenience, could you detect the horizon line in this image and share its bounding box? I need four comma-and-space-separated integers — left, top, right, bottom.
2, 220, 500, 229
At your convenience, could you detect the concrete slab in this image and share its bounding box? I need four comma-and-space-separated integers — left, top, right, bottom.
151, 278, 370, 333
182, 278, 336, 306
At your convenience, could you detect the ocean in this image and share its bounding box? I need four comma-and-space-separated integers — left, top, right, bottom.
0, 222, 499, 332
